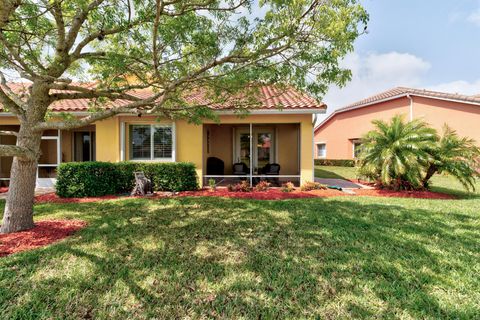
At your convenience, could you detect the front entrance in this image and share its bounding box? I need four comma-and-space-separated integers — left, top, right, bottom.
234, 127, 275, 173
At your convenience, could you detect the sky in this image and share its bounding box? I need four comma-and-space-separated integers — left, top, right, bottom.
320, 0, 480, 120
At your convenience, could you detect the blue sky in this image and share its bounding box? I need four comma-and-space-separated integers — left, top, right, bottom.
322, 0, 480, 116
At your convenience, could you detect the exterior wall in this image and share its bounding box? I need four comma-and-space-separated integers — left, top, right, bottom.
96, 117, 120, 162
277, 123, 300, 175
412, 97, 480, 141
176, 120, 203, 183
314, 97, 410, 159
314, 96, 480, 159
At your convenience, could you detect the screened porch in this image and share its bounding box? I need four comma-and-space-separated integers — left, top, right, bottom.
202, 123, 301, 187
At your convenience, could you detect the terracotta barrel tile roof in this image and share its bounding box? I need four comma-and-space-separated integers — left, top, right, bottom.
0, 83, 325, 113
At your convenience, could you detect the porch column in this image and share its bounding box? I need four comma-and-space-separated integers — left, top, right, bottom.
249, 122, 253, 186
300, 117, 314, 184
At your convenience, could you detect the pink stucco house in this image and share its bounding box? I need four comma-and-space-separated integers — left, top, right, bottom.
314, 87, 480, 159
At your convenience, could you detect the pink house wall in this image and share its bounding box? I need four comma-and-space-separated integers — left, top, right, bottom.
413, 97, 480, 141
314, 97, 410, 159
314, 96, 480, 159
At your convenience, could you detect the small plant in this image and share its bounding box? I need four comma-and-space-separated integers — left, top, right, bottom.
281, 181, 295, 193
255, 180, 271, 191
300, 181, 328, 191
208, 178, 216, 191
229, 180, 252, 192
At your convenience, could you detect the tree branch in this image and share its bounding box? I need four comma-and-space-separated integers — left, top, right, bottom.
0, 144, 36, 160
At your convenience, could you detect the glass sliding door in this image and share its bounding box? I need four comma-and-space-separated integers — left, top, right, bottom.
74, 131, 96, 161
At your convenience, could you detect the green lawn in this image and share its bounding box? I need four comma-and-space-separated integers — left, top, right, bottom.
1, 194, 479, 319
315, 165, 480, 198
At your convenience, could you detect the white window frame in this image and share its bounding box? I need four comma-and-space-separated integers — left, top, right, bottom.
127, 123, 176, 162
37, 130, 61, 180
352, 140, 362, 159
316, 142, 326, 159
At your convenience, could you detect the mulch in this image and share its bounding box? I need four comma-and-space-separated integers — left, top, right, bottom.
31, 187, 455, 203
0, 220, 87, 257
0, 187, 8, 194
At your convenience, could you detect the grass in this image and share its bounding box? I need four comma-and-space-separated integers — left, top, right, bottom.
0, 193, 479, 319
315, 165, 480, 198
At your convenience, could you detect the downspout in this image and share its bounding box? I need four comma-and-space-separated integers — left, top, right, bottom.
407, 94, 413, 121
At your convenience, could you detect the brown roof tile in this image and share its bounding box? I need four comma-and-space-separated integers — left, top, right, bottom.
0, 83, 325, 113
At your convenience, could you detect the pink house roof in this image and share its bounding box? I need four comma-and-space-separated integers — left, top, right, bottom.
0, 83, 326, 113
315, 87, 480, 133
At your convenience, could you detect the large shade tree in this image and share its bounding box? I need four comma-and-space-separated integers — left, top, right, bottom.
0, 0, 367, 233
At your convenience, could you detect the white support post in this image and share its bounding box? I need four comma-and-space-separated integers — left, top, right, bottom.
249, 123, 253, 187
120, 122, 125, 161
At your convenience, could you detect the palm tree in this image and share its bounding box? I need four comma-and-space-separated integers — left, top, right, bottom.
423, 126, 480, 191
357, 115, 438, 190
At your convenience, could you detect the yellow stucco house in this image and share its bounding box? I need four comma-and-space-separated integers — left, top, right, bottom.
0, 85, 326, 188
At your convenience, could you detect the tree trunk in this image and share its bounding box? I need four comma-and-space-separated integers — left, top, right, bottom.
0, 129, 41, 234
423, 164, 438, 188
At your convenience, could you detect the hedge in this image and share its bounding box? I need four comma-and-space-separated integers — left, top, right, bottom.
56, 161, 198, 198
314, 159, 355, 167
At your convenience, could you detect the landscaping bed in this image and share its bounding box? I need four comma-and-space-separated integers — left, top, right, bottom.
32, 187, 455, 203
0, 220, 86, 257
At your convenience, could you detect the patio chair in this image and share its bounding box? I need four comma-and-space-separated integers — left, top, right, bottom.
260, 163, 281, 186
131, 171, 153, 196
206, 157, 225, 175
232, 162, 249, 180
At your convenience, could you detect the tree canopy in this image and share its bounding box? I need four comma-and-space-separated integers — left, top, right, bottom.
0, 0, 368, 131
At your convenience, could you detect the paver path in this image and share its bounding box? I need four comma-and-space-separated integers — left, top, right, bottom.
314, 178, 365, 189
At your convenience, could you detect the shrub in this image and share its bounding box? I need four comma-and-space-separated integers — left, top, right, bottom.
357, 115, 480, 191
56, 161, 198, 197
281, 181, 295, 193
229, 180, 252, 192
314, 159, 355, 167
208, 178, 216, 191
254, 180, 271, 191
300, 181, 328, 191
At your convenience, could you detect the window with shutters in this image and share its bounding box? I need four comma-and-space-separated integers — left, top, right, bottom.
129, 124, 175, 161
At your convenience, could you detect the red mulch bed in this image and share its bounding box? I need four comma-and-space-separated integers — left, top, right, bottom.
32, 187, 455, 203
35, 193, 120, 204
0, 187, 8, 194
0, 220, 87, 257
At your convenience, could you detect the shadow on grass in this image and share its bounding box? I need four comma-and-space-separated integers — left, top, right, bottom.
0, 197, 479, 318
314, 167, 350, 180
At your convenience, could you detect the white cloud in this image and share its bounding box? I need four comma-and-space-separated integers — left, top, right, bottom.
427, 79, 480, 96
467, 10, 480, 26
321, 51, 431, 115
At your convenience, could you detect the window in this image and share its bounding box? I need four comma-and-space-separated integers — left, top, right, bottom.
353, 141, 362, 158
316, 143, 326, 158
129, 124, 174, 161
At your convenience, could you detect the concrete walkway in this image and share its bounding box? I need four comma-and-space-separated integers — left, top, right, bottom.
314, 178, 365, 189
0, 187, 54, 200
